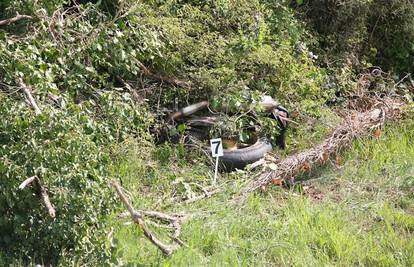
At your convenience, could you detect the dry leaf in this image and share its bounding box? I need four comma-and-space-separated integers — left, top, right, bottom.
302, 160, 311, 172
321, 152, 329, 163
335, 155, 342, 168
373, 128, 381, 140
271, 177, 283, 186
268, 163, 278, 171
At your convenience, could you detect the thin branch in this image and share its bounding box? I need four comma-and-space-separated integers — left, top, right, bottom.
18, 176, 56, 218
183, 188, 222, 204
18, 79, 42, 115
112, 180, 182, 256
0, 14, 33, 26
134, 59, 192, 89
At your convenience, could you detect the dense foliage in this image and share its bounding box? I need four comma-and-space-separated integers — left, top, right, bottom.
0, 0, 413, 265
0, 94, 150, 265
295, 0, 414, 73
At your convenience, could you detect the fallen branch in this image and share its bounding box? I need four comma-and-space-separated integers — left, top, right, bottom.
240, 97, 403, 194
18, 176, 56, 218
112, 180, 184, 256
0, 14, 33, 26
18, 78, 42, 115
183, 188, 222, 204
136, 60, 191, 89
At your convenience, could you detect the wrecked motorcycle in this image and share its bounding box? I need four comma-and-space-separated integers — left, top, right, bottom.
155, 96, 289, 171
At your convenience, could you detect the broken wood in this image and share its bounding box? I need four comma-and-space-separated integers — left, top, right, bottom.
18, 176, 56, 218
0, 14, 33, 26
112, 180, 184, 256
18, 78, 42, 115
240, 97, 403, 194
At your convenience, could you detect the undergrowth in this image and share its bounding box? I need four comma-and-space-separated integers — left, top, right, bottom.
109, 119, 414, 266
1, 0, 414, 265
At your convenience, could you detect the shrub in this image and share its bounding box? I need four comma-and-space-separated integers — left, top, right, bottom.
294, 0, 414, 74
366, 0, 414, 73
0, 97, 111, 264
0, 0, 335, 264
0, 92, 150, 265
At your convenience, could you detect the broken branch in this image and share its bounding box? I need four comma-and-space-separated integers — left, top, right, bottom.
183, 188, 221, 204
18, 176, 37, 190
0, 14, 33, 26
135, 60, 192, 89
18, 78, 42, 115
18, 176, 56, 218
112, 180, 183, 256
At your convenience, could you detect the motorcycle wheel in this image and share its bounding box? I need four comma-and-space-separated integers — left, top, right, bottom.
186, 126, 272, 171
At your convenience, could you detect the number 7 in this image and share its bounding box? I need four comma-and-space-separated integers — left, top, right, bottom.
212, 140, 221, 154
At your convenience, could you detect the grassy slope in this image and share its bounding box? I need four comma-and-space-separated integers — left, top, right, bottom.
111, 119, 414, 266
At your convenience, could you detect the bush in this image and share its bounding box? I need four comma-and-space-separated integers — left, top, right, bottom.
133, 1, 330, 113
0, 92, 150, 265
0, 0, 334, 264
367, 0, 414, 73
295, 0, 414, 74
294, 0, 370, 54
0, 97, 112, 264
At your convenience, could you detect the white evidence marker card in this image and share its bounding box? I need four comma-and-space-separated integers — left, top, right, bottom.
210, 138, 223, 184
210, 138, 223, 157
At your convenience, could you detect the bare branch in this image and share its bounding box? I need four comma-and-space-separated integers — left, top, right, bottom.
184, 188, 221, 204
38, 179, 56, 218
0, 14, 33, 26
18, 79, 42, 115
18, 176, 56, 218
18, 176, 37, 189
135, 60, 192, 89
112, 180, 183, 256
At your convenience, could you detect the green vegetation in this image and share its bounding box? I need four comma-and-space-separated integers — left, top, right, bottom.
295, 0, 414, 73
0, 0, 413, 266
109, 120, 414, 266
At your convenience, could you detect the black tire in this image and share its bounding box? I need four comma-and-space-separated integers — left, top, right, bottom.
220, 138, 272, 171
185, 131, 272, 171
184, 117, 273, 171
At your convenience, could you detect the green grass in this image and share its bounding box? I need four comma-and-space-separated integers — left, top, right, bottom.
110, 119, 414, 266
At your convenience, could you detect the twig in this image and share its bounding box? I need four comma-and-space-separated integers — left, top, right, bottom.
18, 176, 37, 190
112, 180, 183, 256
116, 76, 143, 103
138, 209, 185, 222
18, 176, 56, 218
18, 78, 42, 115
0, 14, 33, 26
277, 116, 299, 125
183, 188, 222, 204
